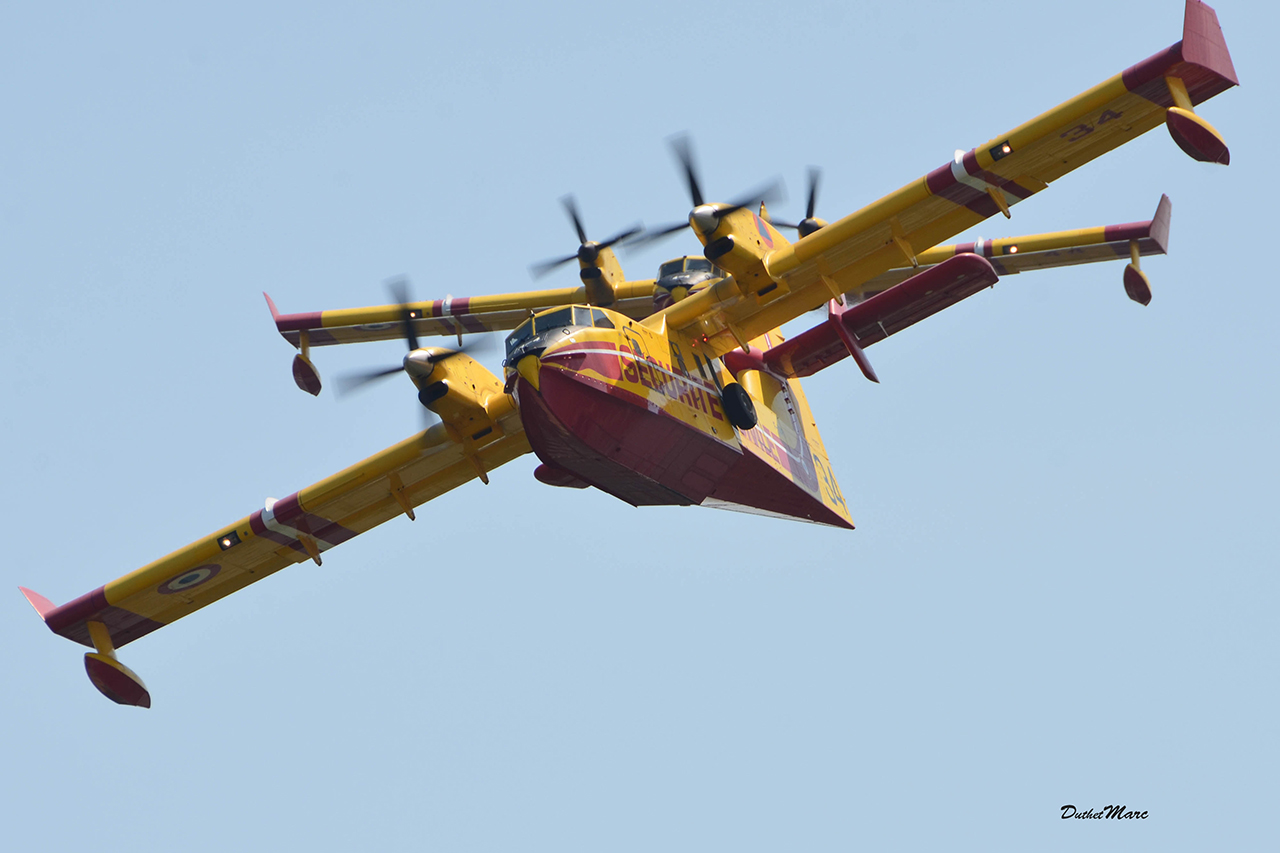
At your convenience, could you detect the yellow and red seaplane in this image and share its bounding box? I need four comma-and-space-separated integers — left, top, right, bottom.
21, 1, 1237, 706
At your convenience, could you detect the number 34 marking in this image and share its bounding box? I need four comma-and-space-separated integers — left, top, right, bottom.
1059, 109, 1124, 143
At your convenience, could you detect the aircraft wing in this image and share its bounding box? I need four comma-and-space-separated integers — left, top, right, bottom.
21, 400, 530, 705
664, 1, 1235, 350
764, 196, 1173, 379
849, 195, 1172, 300
266, 280, 659, 349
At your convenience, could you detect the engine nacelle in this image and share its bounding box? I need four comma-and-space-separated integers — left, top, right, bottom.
411, 348, 515, 440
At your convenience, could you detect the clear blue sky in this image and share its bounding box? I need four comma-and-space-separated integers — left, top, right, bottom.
2, 2, 1274, 850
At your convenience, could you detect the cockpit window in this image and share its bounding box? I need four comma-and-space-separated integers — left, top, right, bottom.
506, 305, 615, 363
658, 257, 725, 281
535, 307, 574, 334
506, 318, 535, 359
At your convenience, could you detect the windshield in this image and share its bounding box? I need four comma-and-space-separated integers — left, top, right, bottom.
658, 256, 724, 280
506, 318, 535, 360
535, 307, 574, 333
506, 306, 615, 362
658, 260, 684, 278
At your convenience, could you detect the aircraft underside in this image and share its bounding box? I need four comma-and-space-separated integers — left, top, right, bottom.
515, 355, 854, 529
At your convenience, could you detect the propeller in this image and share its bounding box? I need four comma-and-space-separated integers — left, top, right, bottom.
335, 277, 494, 412
335, 361, 407, 394
768, 167, 827, 238
529, 195, 642, 278
335, 276, 423, 395
631, 135, 785, 247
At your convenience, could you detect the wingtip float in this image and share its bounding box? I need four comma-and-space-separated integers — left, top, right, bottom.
1164, 0, 1236, 164
27, 0, 1236, 706
21, 586, 152, 708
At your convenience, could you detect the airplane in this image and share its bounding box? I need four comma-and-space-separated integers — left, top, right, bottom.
20, 1, 1237, 707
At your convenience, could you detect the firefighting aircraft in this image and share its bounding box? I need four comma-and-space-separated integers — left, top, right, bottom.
21, 1, 1237, 707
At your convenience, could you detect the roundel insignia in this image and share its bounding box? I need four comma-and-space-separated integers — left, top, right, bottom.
158, 564, 221, 595
754, 214, 774, 249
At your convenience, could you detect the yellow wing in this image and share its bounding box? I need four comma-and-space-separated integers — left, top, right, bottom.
267, 280, 663, 396
266, 280, 659, 349
656, 0, 1235, 351
21, 396, 529, 681
849, 195, 1172, 301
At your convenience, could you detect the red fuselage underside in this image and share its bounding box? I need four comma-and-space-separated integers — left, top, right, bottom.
516, 364, 851, 528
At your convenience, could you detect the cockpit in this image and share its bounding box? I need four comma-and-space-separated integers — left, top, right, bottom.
654, 256, 726, 308
504, 305, 615, 366
657, 256, 725, 285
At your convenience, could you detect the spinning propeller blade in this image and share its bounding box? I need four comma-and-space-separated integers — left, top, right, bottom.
631, 134, 784, 247
335, 278, 494, 416
806, 166, 820, 220
387, 275, 420, 351
769, 167, 826, 238
334, 364, 407, 396
671, 134, 705, 208
530, 195, 642, 278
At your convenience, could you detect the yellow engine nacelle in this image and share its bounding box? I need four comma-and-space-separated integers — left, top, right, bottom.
409, 348, 512, 440
697, 206, 790, 297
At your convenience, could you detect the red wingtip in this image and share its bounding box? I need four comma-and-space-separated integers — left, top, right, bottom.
18, 586, 57, 620
1150, 195, 1173, 255
263, 291, 281, 320
1183, 1, 1238, 87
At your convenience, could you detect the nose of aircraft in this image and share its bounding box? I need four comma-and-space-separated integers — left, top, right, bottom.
515, 354, 541, 391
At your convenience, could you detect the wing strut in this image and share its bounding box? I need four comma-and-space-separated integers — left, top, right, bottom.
827, 300, 880, 383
